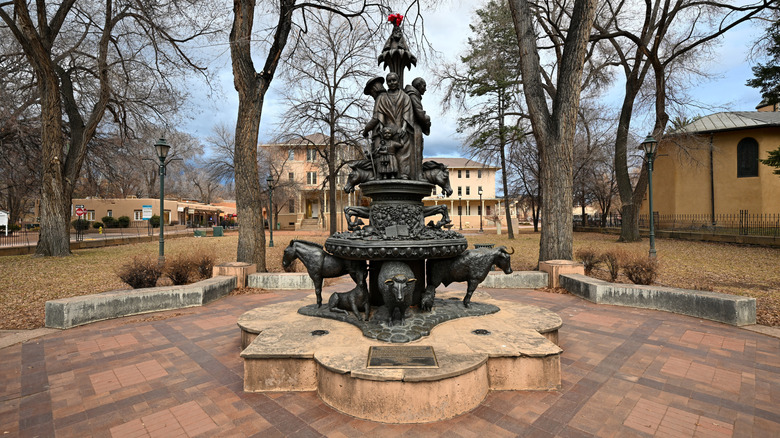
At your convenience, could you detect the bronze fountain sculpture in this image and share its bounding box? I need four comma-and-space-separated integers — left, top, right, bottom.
294, 15, 512, 342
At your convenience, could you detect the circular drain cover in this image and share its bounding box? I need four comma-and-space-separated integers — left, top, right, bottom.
472, 329, 491, 335
311, 330, 329, 336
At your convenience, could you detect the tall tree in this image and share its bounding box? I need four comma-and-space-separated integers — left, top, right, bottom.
508, 0, 599, 262
277, 11, 375, 235
747, 19, 780, 105
0, 0, 216, 256
437, 0, 522, 239
228, 0, 405, 267
594, 0, 774, 242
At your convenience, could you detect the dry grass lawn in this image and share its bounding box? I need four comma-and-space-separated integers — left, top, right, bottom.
1, 230, 778, 329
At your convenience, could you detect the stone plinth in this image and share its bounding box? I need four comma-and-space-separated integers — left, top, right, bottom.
213, 262, 256, 288
238, 290, 562, 423
539, 259, 584, 288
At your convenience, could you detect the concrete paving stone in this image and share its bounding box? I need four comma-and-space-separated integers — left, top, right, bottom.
4, 282, 780, 435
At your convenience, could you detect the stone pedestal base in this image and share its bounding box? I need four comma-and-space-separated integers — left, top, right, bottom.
238, 290, 563, 423
213, 262, 256, 288
539, 259, 584, 288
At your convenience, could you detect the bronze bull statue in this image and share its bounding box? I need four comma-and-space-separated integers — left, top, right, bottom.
423, 246, 514, 310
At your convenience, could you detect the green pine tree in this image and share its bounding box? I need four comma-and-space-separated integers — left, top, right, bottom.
760, 147, 780, 175
746, 20, 780, 105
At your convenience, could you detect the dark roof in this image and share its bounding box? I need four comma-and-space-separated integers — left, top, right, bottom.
422, 157, 499, 169
672, 112, 780, 135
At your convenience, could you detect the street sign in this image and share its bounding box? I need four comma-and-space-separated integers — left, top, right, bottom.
75, 207, 86, 216
142, 205, 153, 220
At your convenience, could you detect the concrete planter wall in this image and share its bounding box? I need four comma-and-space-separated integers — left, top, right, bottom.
559, 273, 756, 326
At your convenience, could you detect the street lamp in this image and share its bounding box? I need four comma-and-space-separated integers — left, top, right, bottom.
478, 187, 484, 232
640, 134, 658, 258
458, 196, 462, 230
154, 138, 170, 265
266, 174, 275, 247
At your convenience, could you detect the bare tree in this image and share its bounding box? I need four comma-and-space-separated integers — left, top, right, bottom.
593, 0, 776, 242
277, 10, 376, 235
0, 0, 219, 256
437, 0, 523, 239
228, 0, 402, 268
508, 0, 599, 262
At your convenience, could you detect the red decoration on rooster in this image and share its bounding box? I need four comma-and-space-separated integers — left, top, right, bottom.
388, 13, 404, 27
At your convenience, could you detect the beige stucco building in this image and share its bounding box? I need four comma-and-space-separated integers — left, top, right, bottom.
642, 106, 780, 217
70, 197, 231, 227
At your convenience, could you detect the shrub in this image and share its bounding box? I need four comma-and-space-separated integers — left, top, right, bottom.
602, 249, 627, 282
192, 253, 215, 279
102, 216, 117, 228
72, 219, 89, 231
165, 255, 194, 285
117, 216, 131, 228
117, 257, 162, 289
624, 255, 659, 285
92, 221, 104, 229
574, 248, 601, 275
150, 215, 160, 228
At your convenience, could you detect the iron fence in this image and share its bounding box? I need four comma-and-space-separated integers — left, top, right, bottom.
579, 212, 780, 237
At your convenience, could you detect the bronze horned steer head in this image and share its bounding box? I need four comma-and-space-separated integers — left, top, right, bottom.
494, 246, 514, 274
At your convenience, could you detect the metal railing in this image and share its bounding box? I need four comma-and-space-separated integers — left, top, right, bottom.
578, 212, 780, 238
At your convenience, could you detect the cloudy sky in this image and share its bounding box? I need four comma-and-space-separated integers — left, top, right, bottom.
181, 0, 767, 159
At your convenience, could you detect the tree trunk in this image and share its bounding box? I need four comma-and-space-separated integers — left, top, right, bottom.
230, 0, 295, 269
509, 0, 597, 262
498, 94, 515, 239
35, 69, 71, 256
328, 134, 337, 236
234, 96, 267, 269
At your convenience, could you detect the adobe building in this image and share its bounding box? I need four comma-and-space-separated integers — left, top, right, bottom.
643, 103, 780, 217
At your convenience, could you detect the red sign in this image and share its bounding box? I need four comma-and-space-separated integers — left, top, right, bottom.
75, 207, 86, 216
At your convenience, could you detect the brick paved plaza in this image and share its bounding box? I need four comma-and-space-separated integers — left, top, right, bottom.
2, 279, 779, 437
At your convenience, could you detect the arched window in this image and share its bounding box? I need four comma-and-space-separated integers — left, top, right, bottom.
737, 137, 759, 178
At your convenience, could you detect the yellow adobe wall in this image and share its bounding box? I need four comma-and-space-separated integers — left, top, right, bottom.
646, 127, 780, 215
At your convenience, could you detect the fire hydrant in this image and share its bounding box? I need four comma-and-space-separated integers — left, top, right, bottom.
99, 226, 103, 234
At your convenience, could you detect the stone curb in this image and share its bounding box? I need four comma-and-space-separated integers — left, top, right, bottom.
247, 272, 315, 289
44, 276, 237, 329
559, 273, 756, 326
479, 271, 549, 289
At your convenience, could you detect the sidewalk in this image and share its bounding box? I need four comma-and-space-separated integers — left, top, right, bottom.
1, 280, 778, 437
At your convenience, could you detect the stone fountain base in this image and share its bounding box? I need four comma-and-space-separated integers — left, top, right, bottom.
238, 289, 563, 423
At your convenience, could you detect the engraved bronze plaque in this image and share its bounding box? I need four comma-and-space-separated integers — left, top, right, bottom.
366, 345, 439, 368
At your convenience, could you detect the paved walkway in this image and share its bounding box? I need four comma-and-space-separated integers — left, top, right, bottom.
2, 281, 779, 437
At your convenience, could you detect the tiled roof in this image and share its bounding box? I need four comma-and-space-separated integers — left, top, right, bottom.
672, 112, 780, 135
423, 157, 499, 169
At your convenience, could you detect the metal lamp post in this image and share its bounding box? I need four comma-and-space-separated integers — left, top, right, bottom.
266, 174, 274, 247
458, 196, 463, 230
154, 138, 170, 264
640, 134, 658, 258
478, 187, 483, 232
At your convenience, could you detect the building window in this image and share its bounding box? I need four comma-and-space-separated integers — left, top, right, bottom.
288, 199, 295, 213
432, 187, 437, 195
458, 170, 462, 178
737, 137, 759, 177
457, 186, 462, 196
307, 171, 317, 185
107, 210, 113, 217
289, 149, 295, 160
289, 172, 294, 181
486, 206, 491, 216
86, 210, 95, 221
307, 148, 317, 161
134, 210, 142, 221
466, 187, 470, 195
478, 170, 482, 178
458, 205, 462, 215
465, 170, 470, 178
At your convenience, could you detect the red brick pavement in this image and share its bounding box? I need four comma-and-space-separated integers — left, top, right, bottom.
2, 281, 779, 437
